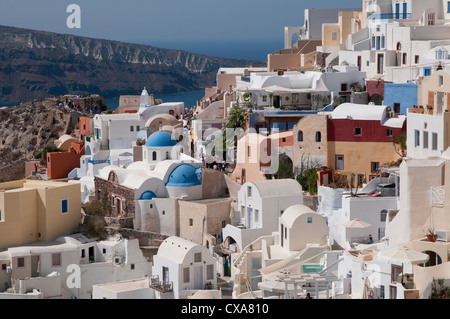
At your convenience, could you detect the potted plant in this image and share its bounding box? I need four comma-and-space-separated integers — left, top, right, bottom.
426, 228, 438, 242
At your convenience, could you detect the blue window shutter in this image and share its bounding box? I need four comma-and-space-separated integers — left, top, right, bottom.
62, 199, 68, 213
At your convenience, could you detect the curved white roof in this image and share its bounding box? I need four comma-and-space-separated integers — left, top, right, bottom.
329, 103, 388, 121
280, 204, 315, 228
247, 179, 302, 198
156, 236, 201, 264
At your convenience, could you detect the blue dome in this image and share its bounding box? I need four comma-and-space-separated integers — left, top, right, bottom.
140, 191, 157, 200
145, 130, 177, 147
166, 164, 202, 187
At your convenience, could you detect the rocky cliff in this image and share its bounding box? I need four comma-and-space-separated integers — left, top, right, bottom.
0, 96, 106, 182
0, 25, 262, 104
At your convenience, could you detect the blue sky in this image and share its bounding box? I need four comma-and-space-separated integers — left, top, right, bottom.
0, 0, 362, 59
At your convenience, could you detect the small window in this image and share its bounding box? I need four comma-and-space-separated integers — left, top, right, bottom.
336, 155, 344, 170
307, 216, 313, 223
61, 199, 69, 214
150, 204, 153, 209
402, 53, 407, 65
332, 32, 337, 41
165, 151, 169, 159
103, 248, 107, 254
354, 127, 362, 136
414, 130, 420, 147
415, 55, 419, 64
439, 75, 444, 87
131, 264, 135, 270
262, 95, 267, 102
152, 151, 157, 161
136, 126, 140, 131
130, 126, 134, 132
255, 209, 259, 223
194, 252, 202, 263
386, 129, 393, 137
432, 133, 438, 150
381, 209, 388, 222
189, 218, 193, 226
315, 131, 321, 142
423, 131, 429, 149
81, 249, 86, 258
371, 162, 379, 173
52, 253, 61, 267
222, 220, 226, 228
1, 264, 6, 271
183, 267, 190, 283
247, 186, 252, 197
341, 83, 348, 92
17, 258, 25, 268
207, 264, 214, 280
282, 138, 286, 143
298, 130, 303, 142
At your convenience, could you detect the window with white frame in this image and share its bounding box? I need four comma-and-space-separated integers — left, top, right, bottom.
423, 131, 429, 149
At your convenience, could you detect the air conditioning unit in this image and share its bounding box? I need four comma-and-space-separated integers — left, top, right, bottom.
435, 230, 450, 242
113, 256, 123, 265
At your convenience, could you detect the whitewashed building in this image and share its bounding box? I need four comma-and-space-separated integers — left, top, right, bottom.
222, 179, 303, 252
0, 234, 152, 299
151, 236, 219, 299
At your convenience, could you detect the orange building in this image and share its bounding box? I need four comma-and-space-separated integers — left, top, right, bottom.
47, 142, 85, 180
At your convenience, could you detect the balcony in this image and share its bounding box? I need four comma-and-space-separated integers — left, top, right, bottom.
149, 275, 173, 293
369, 13, 411, 20
88, 159, 110, 165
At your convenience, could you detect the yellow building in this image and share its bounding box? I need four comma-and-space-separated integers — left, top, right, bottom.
0, 180, 81, 250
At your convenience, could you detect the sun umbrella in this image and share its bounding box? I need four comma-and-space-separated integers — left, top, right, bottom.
342, 218, 372, 228
376, 247, 429, 264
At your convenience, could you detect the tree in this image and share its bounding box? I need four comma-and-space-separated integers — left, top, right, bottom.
225, 102, 247, 130
41, 145, 65, 165
391, 131, 407, 158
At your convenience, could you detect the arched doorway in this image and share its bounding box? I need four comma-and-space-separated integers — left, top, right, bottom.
424, 250, 442, 267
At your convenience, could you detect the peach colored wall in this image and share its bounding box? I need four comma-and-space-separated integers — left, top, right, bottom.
292, 115, 328, 173
268, 54, 301, 72
79, 117, 92, 138
229, 133, 269, 185
217, 73, 239, 92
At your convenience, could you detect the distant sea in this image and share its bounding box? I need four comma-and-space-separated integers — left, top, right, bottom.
1, 40, 283, 109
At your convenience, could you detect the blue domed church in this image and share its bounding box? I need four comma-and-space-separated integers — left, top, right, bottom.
95, 129, 203, 233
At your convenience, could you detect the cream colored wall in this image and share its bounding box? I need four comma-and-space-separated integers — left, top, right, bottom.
41, 183, 81, 242
413, 262, 450, 297
11, 256, 32, 281
327, 141, 400, 182
417, 70, 450, 114
0, 180, 81, 248
322, 24, 341, 47
0, 189, 37, 250
179, 199, 231, 245
179, 201, 206, 245
287, 213, 328, 251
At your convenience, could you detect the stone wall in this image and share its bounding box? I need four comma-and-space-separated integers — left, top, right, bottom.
94, 176, 135, 219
